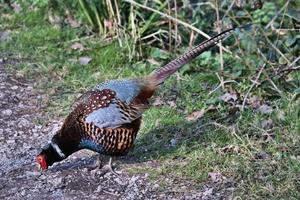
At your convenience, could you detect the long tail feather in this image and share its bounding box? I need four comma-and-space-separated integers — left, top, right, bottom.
150, 25, 244, 84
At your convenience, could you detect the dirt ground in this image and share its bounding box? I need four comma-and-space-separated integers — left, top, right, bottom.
0, 62, 233, 200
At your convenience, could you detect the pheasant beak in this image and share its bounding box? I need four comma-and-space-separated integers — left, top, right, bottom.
36, 154, 48, 170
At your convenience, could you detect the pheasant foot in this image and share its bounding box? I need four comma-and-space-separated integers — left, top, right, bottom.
89, 156, 119, 176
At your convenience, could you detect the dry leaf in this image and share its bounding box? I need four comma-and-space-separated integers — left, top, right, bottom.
153, 97, 164, 106
167, 101, 176, 108
12, 3, 21, 13
220, 145, 240, 154
186, 105, 215, 121
220, 92, 237, 103
186, 108, 205, 121
248, 95, 262, 109
104, 19, 113, 30
66, 16, 80, 28
258, 104, 273, 114
208, 172, 226, 182
147, 58, 160, 66
260, 118, 273, 129
65, 10, 80, 28
262, 132, 275, 142
276, 110, 285, 120
71, 42, 85, 51
79, 57, 92, 65
202, 188, 213, 197
170, 138, 177, 147
255, 151, 270, 160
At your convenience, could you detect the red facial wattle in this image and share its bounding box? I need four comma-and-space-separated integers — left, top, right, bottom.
36, 155, 48, 170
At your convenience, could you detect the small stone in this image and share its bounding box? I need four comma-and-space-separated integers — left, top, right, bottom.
20, 190, 26, 196
11, 85, 18, 90
114, 177, 126, 185
6, 139, 15, 144
255, 151, 270, 160
129, 176, 139, 184
25, 171, 41, 176
49, 177, 63, 188
261, 119, 273, 129
39, 175, 47, 180
258, 104, 273, 114
2, 109, 12, 116
26, 86, 33, 91
0, 92, 5, 99
170, 138, 177, 146
95, 185, 102, 193
17, 118, 31, 128
82, 168, 88, 173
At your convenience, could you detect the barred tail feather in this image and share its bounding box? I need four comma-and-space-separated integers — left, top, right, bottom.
150, 26, 238, 84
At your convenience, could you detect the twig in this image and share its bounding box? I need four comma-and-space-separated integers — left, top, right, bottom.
103, 190, 120, 196
257, 48, 283, 95
222, 0, 236, 20
208, 80, 238, 95
264, 35, 291, 65
212, 123, 254, 158
215, 0, 224, 89
289, 56, 300, 67
265, 73, 283, 94
265, 0, 290, 29
124, 0, 234, 55
241, 64, 266, 111
173, 0, 178, 48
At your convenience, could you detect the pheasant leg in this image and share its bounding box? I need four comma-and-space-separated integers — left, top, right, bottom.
107, 157, 118, 175
89, 156, 119, 176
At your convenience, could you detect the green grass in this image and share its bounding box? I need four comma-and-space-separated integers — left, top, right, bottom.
0, 6, 299, 199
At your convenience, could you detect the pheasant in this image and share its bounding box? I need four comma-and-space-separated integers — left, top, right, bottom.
36, 25, 244, 173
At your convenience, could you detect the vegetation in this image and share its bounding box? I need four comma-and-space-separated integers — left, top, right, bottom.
0, 0, 299, 198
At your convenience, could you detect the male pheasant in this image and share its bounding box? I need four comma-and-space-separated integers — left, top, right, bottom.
36, 25, 243, 173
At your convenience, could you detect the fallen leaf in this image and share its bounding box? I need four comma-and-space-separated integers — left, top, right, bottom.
220, 145, 240, 154
248, 95, 262, 109
262, 132, 275, 142
170, 138, 177, 147
208, 172, 226, 182
255, 151, 270, 160
67, 18, 80, 28
104, 19, 113, 30
79, 57, 92, 65
276, 110, 285, 120
147, 58, 160, 66
167, 101, 176, 108
220, 92, 237, 103
202, 188, 213, 196
186, 108, 205, 121
258, 104, 273, 114
71, 42, 85, 51
12, 3, 21, 13
186, 105, 215, 121
153, 97, 164, 106
0, 30, 11, 41
65, 10, 80, 28
260, 118, 273, 129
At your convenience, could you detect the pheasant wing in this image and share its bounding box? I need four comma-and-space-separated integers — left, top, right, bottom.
72, 88, 147, 129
